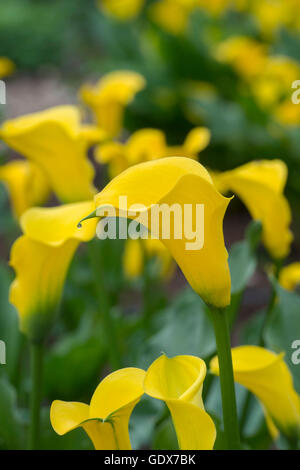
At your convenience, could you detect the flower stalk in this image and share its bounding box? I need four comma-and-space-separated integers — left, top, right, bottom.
28, 342, 44, 450
209, 306, 240, 450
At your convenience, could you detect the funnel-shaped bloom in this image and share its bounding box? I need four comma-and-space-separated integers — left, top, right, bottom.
90, 157, 231, 307
80, 71, 146, 137
144, 354, 216, 449
210, 346, 300, 439
9, 201, 97, 342
0, 106, 103, 203
51, 367, 145, 449
95, 127, 210, 178
99, 0, 145, 20
0, 160, 50, 218
0, 57, 15, 78
279, 262, 300, 292
212, 160, 292, 259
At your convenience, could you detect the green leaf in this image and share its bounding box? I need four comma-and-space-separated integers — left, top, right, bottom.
0, 376, 24, 449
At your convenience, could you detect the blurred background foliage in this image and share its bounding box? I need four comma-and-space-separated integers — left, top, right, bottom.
0, 0, 300, 450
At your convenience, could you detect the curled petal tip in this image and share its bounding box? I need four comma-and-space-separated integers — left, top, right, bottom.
77, 209, 97, 228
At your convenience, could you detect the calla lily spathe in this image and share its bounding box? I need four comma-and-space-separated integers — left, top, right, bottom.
210, 346, 300, 439
0, 160, 50, 218
144, 354, 216, 450
95, 127, 210, 178
89, 156, 231, 307
279, 262, 300, 292
80, 71, 146, 137
9, 201, 97, 342
51, 367, 146, 449
212, 160, 292, 259
0, 106, 104, 203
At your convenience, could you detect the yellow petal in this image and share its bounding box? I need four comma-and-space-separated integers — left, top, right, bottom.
80, 71, 146, 136
94, 142, 129, 178
279, 262, 300, 292
0, 106, 102, 203
0, 160, 50, 218
9, 236, 78, 341
93, 157, 231, 307
144, 354, 216, 450
214, 160, 292, 259
126, 129, 167, 164
123, 239, 144, 278
183, 127, 211, 156
210, 346, 300, 439
20, 200, 97, 246
150, 0, 190, 35
50, 400, 117, 450
99, 0, 144, 21
0, 57, 15, 78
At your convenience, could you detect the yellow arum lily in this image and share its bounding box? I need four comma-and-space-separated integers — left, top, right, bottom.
279, 262, 300, 292
123, 238, 174, 279
216, 36, 268, 81
144, 354, 216, 450
150, 0, 198, 35
0, 106, 104, 203
80, 71, 146, 137
0, 160, 50, 219
9, 201, 97, 341
88, 157, 231, 307
212, 160, 292, 259
95, 127, 210, 177
99, 0, 145, 21
210, 346, 300, 439
0, 57, 15, 78
50, 367, 145, 449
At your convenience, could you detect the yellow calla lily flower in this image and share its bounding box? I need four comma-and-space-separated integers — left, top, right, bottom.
95, 127, 210, 178
279, 262, 300, 292
0, 160, 50, 218
210, 346, 300, 439
0, 106, 104, 203
144, 354, 216, 450
51, 367, 146, 449
90, 157, 231, 307
0, 57, 15, 78
99, 0, 145, 21
216, 36, 268, 81
123, 238, 174, 279
212, 160, 292, 259
80, 71, 146, 137
9, 201, 97, 341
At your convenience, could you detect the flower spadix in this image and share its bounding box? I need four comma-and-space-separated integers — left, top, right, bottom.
210, 346, 300, 439
9, 200, 97, 342
212, 160, 292, 259
144, 354, 216, 450
80, 71, 146, 137
0, 105, 104, 203
50, 367, 145, 450
89, 156, 231, 307
0, 160, 50, 218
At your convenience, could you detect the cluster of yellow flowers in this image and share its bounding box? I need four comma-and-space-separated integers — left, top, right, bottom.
1, 68, 300, 449
51, 348, 300, 449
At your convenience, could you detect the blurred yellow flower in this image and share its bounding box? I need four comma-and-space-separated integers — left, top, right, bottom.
216, 36, 268, 81
123, 238, 174, 279
150, 0, 196, 34
99, 0, 144, 21
279, 262, 300, 292
80, 71, 146, 137
95, 127, 210, 177
0, 106, 103, 203
251, 0, 298, 36
0, 57, 15, 78
144, 354, 216, 449
213, 160, 293, 259
0, 160, 50, 219
51, 367, 145, 449
275, 99, 300, 126
211, 346, 300, 439
91, 157, 232, 307
9, 201, 97, 341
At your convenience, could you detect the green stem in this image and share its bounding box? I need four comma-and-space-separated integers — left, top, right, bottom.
89, 241, 122, 371
210, 307, 240, 450
28, 342, 44, 450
